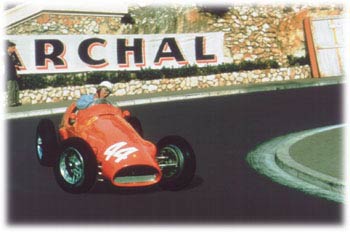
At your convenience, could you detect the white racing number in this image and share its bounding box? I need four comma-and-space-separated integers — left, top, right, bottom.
104, 142, 138, 163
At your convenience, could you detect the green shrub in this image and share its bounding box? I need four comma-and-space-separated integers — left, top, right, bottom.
50, 74, 68, 87
19, 75, 47, 90
217, 63, 239, 73
116, 71, 132, 82
287, 55, 310, 66
18, 58, 285, 90
172, 65, 199, 78
267, 59, 280, 69
136, 68, 163, 80
86, 73, 102, 85
239, 60, 257, 70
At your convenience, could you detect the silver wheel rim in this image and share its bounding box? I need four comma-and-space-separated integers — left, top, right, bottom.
59, 147, 85, 185
158, 145, 184, 179
36, 135, 43, 160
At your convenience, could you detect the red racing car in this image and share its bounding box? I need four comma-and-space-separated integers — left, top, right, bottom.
35, 99, 196, 193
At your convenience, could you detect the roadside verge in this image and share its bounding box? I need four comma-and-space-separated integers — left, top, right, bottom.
275, 125, 344, 194
246, 124, 344, 203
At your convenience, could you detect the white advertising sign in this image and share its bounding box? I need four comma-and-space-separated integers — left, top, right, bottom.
6, 32, 224, 74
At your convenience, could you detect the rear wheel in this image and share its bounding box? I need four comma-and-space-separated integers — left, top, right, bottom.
35, 119, 59, 166
54, 138, 98, 194
156, 136, 196, 191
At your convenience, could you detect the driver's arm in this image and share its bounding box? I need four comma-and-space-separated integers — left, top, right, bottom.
76, 95, 94, 110
92, 98, 113, 105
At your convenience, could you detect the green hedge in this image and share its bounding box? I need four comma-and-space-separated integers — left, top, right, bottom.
287, 55, 310, 66
18, 58, 282, 90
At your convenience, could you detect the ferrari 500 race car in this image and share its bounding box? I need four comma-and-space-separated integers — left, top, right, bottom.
35, 99, 196, 193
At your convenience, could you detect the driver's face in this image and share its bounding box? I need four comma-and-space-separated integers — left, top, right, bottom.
99, 87, 111, 98
7, 46, 16, 54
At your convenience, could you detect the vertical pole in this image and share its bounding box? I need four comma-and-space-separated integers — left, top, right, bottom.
304, 17, 320, 78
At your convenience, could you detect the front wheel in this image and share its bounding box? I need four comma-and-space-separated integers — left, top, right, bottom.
53, 137, 98, 194
156, 136, 196, 191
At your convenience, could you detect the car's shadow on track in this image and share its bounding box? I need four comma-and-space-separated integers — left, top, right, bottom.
89, 175, 204, 195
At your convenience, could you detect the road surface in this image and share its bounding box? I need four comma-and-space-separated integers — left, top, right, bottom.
7, 85, 343, 224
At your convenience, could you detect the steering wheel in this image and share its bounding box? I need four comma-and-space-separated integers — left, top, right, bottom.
91, 98, 112, 106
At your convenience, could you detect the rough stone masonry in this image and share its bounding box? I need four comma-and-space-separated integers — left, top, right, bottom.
5, 4, 342, 105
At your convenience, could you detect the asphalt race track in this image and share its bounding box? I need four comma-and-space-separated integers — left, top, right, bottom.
7, 85, 343, 224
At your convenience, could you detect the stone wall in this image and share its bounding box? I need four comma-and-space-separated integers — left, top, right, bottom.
6, 4, 343, 66
6, 13, 125, 35
4, 3, 339, 105
125, 4, 342, 66
19, 65, 310, 105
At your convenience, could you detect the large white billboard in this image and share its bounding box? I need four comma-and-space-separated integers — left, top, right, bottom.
6, 32, 224, 74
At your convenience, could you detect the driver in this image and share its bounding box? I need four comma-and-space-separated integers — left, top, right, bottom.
76, 81, 113, 110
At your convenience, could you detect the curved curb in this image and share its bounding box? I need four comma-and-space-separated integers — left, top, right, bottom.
246, 125, 344, 202
275, 125, 344, 194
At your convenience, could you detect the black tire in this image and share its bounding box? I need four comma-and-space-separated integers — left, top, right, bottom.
35, 119, 59, 166
54, 137, 98, 194
156, 136, 196, 191
126, 116, 144, 137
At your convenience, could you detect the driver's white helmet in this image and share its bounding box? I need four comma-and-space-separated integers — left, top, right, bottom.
98, 81, 113, 92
